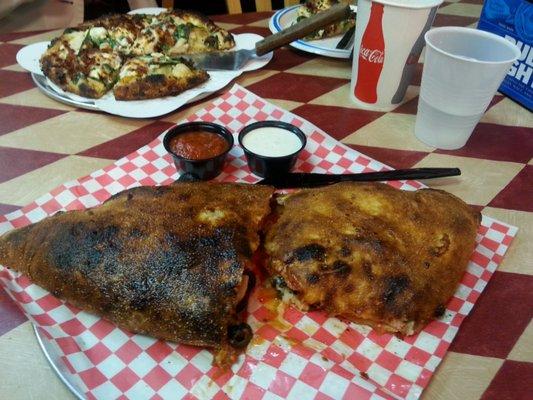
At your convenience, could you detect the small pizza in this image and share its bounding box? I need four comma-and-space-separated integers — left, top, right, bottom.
297, 0, 355, 40
39, 9, 235, 100
113, 54, 209, 100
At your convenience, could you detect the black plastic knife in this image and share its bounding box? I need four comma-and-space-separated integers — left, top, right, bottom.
256, 168, 461, 189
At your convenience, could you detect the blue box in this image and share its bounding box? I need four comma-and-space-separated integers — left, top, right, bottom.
477, 0, 533, 111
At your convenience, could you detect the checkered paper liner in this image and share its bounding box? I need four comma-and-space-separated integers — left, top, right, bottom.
0, 84, 518, 400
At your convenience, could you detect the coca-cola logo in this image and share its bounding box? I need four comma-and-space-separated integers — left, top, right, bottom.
359, 47, 384, 64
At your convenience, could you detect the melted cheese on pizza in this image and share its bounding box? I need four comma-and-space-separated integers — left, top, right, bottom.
297, 0, 355, 40
113, 55, 208, 100
40, 9, 235, 99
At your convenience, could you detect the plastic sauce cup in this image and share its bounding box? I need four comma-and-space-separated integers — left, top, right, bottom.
238, 121, 307, 178
163, 122, 234, 180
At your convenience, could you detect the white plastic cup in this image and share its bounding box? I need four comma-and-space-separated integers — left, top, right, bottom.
415, 27, 521, 150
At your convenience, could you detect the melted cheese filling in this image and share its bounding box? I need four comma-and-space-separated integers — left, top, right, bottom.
65, 30, 87, 54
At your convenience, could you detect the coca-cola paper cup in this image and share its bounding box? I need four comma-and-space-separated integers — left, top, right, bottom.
350, 0, 443, 111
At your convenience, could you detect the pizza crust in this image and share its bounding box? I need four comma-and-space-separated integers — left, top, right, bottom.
113, 56, 209, 100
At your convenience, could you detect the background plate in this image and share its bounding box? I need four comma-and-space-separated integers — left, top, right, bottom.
269, 5, 356, 59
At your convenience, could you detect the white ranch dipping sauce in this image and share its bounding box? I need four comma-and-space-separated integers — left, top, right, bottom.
242, 127, 303, 157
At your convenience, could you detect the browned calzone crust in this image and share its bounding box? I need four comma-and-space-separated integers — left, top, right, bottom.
0, 182, 274, 366
264, 182, 481, 336
0, 181, 481, 365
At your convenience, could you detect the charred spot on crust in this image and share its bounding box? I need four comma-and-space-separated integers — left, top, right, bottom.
146, 74, 166, 84
50, 224, 121, 271
56, 70, 67, 84
323, 290, 334, 306
382, 275, 410, 307
343, 235, 384, 253
292, 244, 326, 262
78, 83, 96, 98
177, 193, 191, 201
128, 276, 157, 310
130, 229, 144, 239
411, 212, 422, 222
102, 259, 120, 274
369, 239, 384, 253
306, 273, 320, 284
434, 304, 446, 318
344, 283, 354, 293
4, 227, 29, 248
157, 227, 251, 279
50, 36, 61, 46
108, 186, 169, 203
340, 246, 351, 257
223, 34, 234, 44
331, 260, 351, 276
362, 261, 374, 280
204, 35, 219, 49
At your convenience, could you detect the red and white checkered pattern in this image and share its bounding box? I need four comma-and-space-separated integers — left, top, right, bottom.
0, 85, 518, 400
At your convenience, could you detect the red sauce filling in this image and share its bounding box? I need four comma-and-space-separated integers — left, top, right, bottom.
169, 131, 229, 160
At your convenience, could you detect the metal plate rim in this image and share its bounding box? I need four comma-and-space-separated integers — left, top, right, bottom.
32, 73, 99, 111
33, 324, 87, 400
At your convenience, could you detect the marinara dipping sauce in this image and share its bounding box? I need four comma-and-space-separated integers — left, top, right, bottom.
169, 131, 229, 160
163, 122, 234, 180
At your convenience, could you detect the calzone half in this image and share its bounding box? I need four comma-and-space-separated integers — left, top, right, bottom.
0, 182, 274, 366
264, 182, 481, 336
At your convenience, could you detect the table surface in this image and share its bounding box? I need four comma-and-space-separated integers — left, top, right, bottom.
0, 2, 532, 399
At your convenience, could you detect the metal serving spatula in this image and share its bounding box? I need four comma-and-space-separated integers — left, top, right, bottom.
183, 4, 351, 70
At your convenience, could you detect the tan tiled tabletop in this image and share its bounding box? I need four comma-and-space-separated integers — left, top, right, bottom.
0, 2, 532, 399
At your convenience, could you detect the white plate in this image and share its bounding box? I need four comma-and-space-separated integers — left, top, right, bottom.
16, 41, 49, 75
269, 5, 356, 59
17, 34, 272, 118
127, 7, 168, 15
